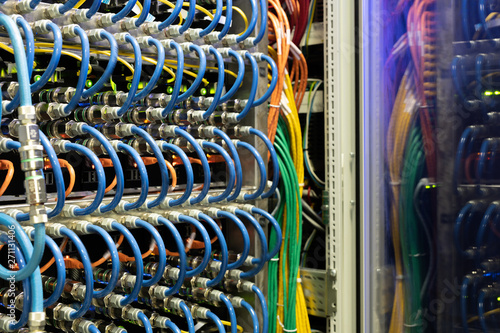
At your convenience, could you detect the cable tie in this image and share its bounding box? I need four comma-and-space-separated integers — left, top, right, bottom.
408, 253, 427, 257
298, 183, 305, 187
270, 258, 279, 262
395, 275, 404, 280
389, 181, 401, 186
404, 323, 423, 328
278, 316, 298, 332
269, 104, 281, 108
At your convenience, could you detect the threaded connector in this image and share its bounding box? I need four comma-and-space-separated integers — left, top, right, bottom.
44, 3, 63, 19
71, 9, 90, 23
165, 25, 182, 38
87, 29, 105, 42
203, 32, 220, 45
104, 293, 125, 308
53, 303, 75, 321
96, 13, 114, 28
31, 20, 51, 34
61, 24, 78, 38
46, 223, 65, 237
222, 34, 238, 47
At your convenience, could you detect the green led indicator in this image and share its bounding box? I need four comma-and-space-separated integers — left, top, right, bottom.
85, 79, 93, 88
127, 83, 132, 90
483, 90, 500, 96
210, 87, 216, 94
182, 85, 187, 92
138, 82, 145, 89
34, 75, 42, 82
200, 88, 207, 96
167, 86, 174, 94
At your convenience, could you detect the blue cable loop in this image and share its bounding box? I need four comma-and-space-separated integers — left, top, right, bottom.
249, 128, 279, 198
156, 216, 186, 295
5, 16, 34, 113
237, 141, 267, 200
454, 203, 474, 257
160, 142, 193, 206
110, 221, 143, 306
252, 55, 278, 107
206, 312, 225, 333
117, 35, 143, 117
253, 0, 268, 44
235, 209, 267, 278
88, 325, 101, 333
203, 141, 235, 203
478, 289, 489, 332
134, 38, 165, 101
86, 225, 120, 299
461, 276, 471, 333
62, 26, 90, 115
174, 128, 211, 204
112, 0, 138, 22
135, 0, 151, 27
235, 0, 257, 42
198, 213, 228, 286
81, 124, 124, 212
220, 50, 245, 103
138, 311, 154, 333
218, 0, 232, 39
213, 128, 242, 201
479, 0, 493, 40
236, 52, 259, 121
176, 44, 206, 103
179, 0, 195, 33
453, 127, 473, 192
82, 31, 118, 98
241, 300, 259, 333
179, 301, 195, 333
476, 139, 494, 189
451, 56, 469, 106
161, 41, 184, 117
60, 227, 93, 320
31, 22, 62, 93
462, 0, 471, 40
217, 211, 250, 269
163, 320, 182, 333
40, 234, 66, 308
252, 285, 268, 333
476, 203, 500, 262
59, 0, 81, 14
220, 294, 237, 333
130, 126, 169, 208
65, 142, 105, 215
135, 219, 166, 287
0, 215, 45, 287
202, 47, 225, 119
178, 215, 211, 277
199, 0, 223, 37
29, 0, 41, 9
158, 0, 183, 30
86, 0, 103, 18
251, 207, 282, 260
118, 142, 149, 210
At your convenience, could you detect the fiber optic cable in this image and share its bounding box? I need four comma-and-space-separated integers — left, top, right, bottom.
217, 0, 232, 39
220, 294, 238, 333
206, 312, 225, 333
216, 210, 250, 269
175, 44, 206, 103
235, 52, 259, 122
134, 38, 164, 101
177, 214, 212, 276
201, 47, 224, 119
31, 22, 62, 93
219, 49, 244, 103
134, 0, 151, 27
252, 54, 278, 107
242, 300, 259, 333
198, 212, 228, 286
178, 0, 195, 34
116, 34, 142, 117
213, 128, 242, 201
179, 301, 195, 333
251, 207, 282, 260
112, 0, 138, 22
202, 141, 235, 203
157, 0, 183, 29
236, 141, 267, 200
248, 127, 279, 198
253, 0, 267, 44
235, 209, 268, 278
199, 0, 222, 37
135, 219, 166, 287
161, 40, 184, 117
235, 0, 257, 42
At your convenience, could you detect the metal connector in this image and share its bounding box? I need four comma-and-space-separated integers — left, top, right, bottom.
61, 24, 78, 38
44, 3, 63, 19
87, 29, 105, 42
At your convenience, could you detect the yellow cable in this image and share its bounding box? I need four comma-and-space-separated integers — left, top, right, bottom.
74, 0, 86, 9
157, 0, 184, 25
0, 42, 13, 54
220, 321, 244, 333
211, 6, 249, 36
133, 1, 143, 18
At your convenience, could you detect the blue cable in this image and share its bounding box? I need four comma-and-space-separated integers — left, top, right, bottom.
478, 289, 489, 332
110, 221, 143, 306
452, 56, 470, 106
156, 216, 186, 295
29, 0, 41, 9
5, 140, 21, 151
249, 128, 279, 198
174, 128, 211, 204
220, 50, 245, 103
136, 219, 166, 287
0, 215, 45, 286
88, 325, 101, 333
117, 35, 142, 117
65, 142, 106, 215
178, 215, 211, 277
59, 0, 81, 14
176, 44, 206, 103
202, 47, 225, 119
454, 203, 474, 257
87, 225, 120, 299
235, 0, 257, 42
199, 0, 223, 37
117, 142, 149, 210
179, 301, 195, 333
454, 127, 473, 192
479, 0, 493, 40
206, 312, 225, 333
476, 138, 493, 189
218, 0, 232, 39
5, 16, 34, 113
81, 124, 124, 212
252, 284, 268, 333
163, 320, 182, 333
16, 132, 65, 221
160, 142, 193, 206
158, 0, 183, 30
31, 22, 62, 93
60, 227, 93, 319
161, 41, 184, 117
235, 209, 267, 278
134, 0, 151, 27
86, 0, 103, 18
130, 126, 169, 208
198, 213, 228, 286
203, 141, 235, 203
253, 0, 268, 44
241, 300, 259, 333
252, 55, 278, 107
179, 0, 195, 33
251, 207, 282, 260
0, 14, 31, 106
461, 276, 471, 333
134, 38, 165, 101
82, 31, 118, 98
476, 203, 500, 260
462, 0, 471, 40
63, 26, 90, 115
112, 0, 138, 22
236, 53, 259, 122
216, 211, 250, 269
237, 141, 266, 200
213, 128, 242, 201
138, 311, 154, 333
220, 294, 237, 333
40, 235, 66, 308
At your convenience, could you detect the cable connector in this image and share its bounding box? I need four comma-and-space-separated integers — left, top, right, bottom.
66, 121, 86, 137
104, 293, 126, 308
149, 285, 169, 299
16, 0, 33, 14
159, 197, 174, 208
71, 9, 90, 23
23, 226, 35, 240
87, 29, 105, 43
146, 107, 163, 122
185, 28, 202, 42
143, 213, 161, 226
53, 303, 76, 321
67, 220, 92, 234
252, 52, 265, 61
120, 272, 137, 290
221, 34, 238, 47
122, 305, 143, 322
71, 318, 94, 333
0, 138, 15, 153
136, 36, 151, 48
165, 211, 182, 222
46, 102, 67, 120
206, 288, 223, 304
102, 105, 121, 121
237, 279, 255, 292
2, 101, 12, 115
163, 266, 180, 280
70, 282, 86, 301
0, 313, 14, 332
203, 32, 220, 45
114, 32, 131, 44
46, 223, 65, 237
115, 122, 134, 137
225, 269, 243, 280
142, 22, 161, 35
31, 20, 51, 34
217, 47, 232, 57
93, 218, 115, 231
179, 42, 193, 53
191, 305, 209, 319
44, 3, 64, 19
228, 295, 244, 308
241, 37, 256, 49
186, 209, 202, 219
120, 215, 139, 228
96, 13, 114, 28
164, 25, 182, 38
159, 124, 178, 138
5, 209, 23, 220
61, 24, 78, 38
120, 18, 138, 32
62, 204, 78, 217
